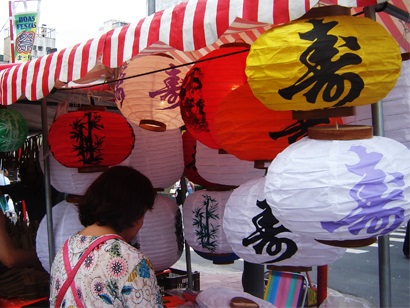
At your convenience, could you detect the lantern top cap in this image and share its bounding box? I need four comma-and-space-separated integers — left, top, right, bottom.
308, 125, 373, 140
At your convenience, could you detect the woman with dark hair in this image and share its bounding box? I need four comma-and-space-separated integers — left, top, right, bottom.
49, 166, 163, 307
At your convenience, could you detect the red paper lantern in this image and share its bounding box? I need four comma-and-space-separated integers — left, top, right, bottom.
179, 43, 249, 149
48, 108, 135, 169
215, 83, 342, 161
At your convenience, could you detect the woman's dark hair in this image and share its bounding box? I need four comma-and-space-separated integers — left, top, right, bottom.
77, 166, 156, 233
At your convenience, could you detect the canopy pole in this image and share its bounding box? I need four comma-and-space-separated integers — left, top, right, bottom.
147, 0, 155, 15
41, 97, 55, 270
363, 6, 392, 308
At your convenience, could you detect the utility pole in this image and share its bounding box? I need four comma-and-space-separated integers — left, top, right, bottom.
147, 0, 155, 15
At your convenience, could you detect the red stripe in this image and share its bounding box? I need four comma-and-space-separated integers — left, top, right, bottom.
41, 53, 54, 98
66, 43, 81, 82
243, 0, 259, 21
31, 57, 42, 100
102, 29, 114, 67
193, 0, 207, 49
147, 10, 163, 48
131, 19, 144, 60
274, 0, 290, 24
215, 0, 230, 38
169, 2, 187, 50
115, 25, 130, 67
11, 67, 19, 103
80, 39, 93, 77
53, 49, 65, 85
21, 63, 28, 101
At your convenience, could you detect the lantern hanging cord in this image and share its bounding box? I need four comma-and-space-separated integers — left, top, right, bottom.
57, 48, 250, 92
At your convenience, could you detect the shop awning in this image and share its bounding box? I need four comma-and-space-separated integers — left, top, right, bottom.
0, 0, 400, 107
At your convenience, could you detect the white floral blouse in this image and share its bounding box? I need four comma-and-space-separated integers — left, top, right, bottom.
49, 234, 163, 307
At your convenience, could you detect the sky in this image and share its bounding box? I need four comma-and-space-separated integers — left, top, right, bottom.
0, 0, 148, 53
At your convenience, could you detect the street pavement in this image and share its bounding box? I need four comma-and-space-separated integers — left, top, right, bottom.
172, 224, 409, 307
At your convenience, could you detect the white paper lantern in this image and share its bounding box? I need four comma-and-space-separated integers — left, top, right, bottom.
343, 60, 410, 148
115, 54, 187, 130
195, 141, 265, 186
36, 201, 82, 272
224, 177, 346, 266
133, 194, 184, 271
265, 136, 410, 242
127, 124, 184, 189
183, 189, 238, 263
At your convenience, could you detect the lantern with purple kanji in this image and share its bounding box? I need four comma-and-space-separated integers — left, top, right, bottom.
115, 54, 187, 131
264, 134, 410, 246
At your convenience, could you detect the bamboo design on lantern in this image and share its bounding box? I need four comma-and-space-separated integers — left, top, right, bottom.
69, 112, 105, 165
192, 194, 220, 252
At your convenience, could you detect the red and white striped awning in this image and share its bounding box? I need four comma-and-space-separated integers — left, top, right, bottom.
0, 0, 394, 105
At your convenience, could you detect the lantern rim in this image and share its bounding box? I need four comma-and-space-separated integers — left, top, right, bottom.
308, 125, 373, 140
316, 237, 377, 248
139, 119, 167, 132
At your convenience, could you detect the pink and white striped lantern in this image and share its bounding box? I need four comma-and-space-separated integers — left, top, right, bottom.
183, 189, 239, 264
223, 177, 346, 266
127, 124, 184, 190
133, 194, 184, 271
264, 135, 410, 245
195, 141, 265, 187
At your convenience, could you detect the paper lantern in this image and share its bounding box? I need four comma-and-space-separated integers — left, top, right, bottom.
179, 43, 249, 149
182, 129, 216, 187
115, 54, 187, 131
127, 123, 184, 189
196, 141, 265, 187
0, 109, 28, 152
246, 15, 402, 111
264, 135, 410, 244
183, 189, 239, 264
133, 194, 184, 271
36, 201, 83, 272
343, 59, 410, 148
224, 177, 346, 266
215, 83, 342, 161
48, 109, 134, 169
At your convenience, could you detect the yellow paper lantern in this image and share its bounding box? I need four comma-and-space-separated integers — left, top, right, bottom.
246, 16, 402, 111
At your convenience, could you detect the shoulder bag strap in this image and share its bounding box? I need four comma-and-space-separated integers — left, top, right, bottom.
55, 234, 122, 308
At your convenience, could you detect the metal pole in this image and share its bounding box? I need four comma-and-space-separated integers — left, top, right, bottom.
147, 0, 155, 15
8, 1, 15, 63
363, 6, 392, 308
41, 97, 55, 270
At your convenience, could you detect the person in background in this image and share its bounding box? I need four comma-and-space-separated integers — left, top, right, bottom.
49, 166, 163, 307
0, 211, 41, 269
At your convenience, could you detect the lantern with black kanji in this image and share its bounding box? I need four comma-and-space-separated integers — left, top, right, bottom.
246, 15, 401, 111
0, 109, 28, 152
183, 189, 239, 264
115, 54, 188, 131
264, 133, 410, 247
179, 43, 249, 149
48, 108, 134, 170
224, 177, 346, 266
215, 83, 342, 162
